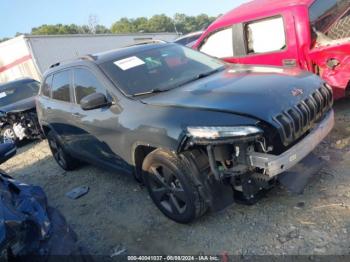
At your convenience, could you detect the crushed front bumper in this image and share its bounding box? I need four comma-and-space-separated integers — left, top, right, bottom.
247, 110, 334, 178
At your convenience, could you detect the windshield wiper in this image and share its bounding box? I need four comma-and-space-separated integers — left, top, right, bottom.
175, 67, 225, 88
132, 88, 170, 97
132, 67, 225, 97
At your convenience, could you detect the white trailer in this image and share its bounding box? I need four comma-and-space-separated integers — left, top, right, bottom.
0, 33, 178, 83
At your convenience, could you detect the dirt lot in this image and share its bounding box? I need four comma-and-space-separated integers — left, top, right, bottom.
2, 99, 350, 256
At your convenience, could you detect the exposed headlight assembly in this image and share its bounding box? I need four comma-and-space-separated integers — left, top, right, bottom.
187, 126, 263, 139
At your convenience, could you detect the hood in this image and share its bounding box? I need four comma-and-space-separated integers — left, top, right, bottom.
140, 65, 326, 127
0, 96, 36, 113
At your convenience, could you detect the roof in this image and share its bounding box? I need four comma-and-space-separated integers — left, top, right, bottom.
212, 0, 314, 26
86, 43, 171, 64
44, 42, 172, 74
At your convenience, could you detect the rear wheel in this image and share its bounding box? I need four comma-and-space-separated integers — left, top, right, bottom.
142, 149, 207, 223
47, 131, 80, 171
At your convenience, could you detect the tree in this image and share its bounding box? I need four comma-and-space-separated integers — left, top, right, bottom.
147, 14, 174, 32
174, 13, 216, 34
134, 17, 149, 32
5, 13, 219, 38
0, 37, 10, 43
195, 14, 216, 30
31, 24, 81, 35
111, 18, 136, 33
95, 25, 111, 34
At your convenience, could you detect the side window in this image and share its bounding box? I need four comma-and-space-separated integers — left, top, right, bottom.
245, 16, 286, 54
52, 70, 71, 102
199, 27, 234, 58
41, 75, 52, 97
73, 68, 106, 104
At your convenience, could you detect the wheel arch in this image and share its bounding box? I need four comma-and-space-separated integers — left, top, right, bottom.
132, 143, 158, 182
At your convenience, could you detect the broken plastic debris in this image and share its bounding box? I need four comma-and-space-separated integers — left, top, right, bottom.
66, 186, 89, 199
110, 244, 127, 257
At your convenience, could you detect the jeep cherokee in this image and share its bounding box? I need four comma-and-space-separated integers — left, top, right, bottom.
36, 43, 334, 223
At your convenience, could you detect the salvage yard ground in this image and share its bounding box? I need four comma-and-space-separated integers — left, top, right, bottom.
2, 99, 350, 256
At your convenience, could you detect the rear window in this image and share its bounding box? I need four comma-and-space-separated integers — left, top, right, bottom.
52, 70, 71, 102
0, 79, 39, 107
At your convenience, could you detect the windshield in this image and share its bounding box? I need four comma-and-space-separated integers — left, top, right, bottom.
0, 80, 39, 107
100, 44, 225, 96
309, 0, 349, 38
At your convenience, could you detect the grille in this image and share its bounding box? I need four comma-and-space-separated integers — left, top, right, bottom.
274, 85, 333, 146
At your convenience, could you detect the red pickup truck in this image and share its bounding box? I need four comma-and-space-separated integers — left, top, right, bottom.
193, 0, 350, 100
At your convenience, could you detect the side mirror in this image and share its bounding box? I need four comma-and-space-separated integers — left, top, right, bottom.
80, 93, 110, 111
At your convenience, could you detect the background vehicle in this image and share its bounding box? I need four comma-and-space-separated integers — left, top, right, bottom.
174, 31, 204, 47
194, 0, 350, 100
0, 140, 87, 260
0, 78, 42, 142
37, 43, 333, 223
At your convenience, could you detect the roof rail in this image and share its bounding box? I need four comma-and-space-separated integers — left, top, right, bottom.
49, 62, 60, 68
49, 54, 97, 69
80, 54, 97, 61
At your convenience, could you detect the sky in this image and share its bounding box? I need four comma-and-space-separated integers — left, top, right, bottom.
0, 0, 248, 38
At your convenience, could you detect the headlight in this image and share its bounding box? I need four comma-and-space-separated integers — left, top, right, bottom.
186, 126, 263, 139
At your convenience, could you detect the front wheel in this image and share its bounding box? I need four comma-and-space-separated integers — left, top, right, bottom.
142, 149, 207, 223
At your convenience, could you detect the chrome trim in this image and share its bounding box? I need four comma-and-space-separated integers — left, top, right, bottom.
247, 110, 334, 178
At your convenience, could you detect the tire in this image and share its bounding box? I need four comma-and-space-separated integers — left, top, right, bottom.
47, 131, 80, 171
327, 13, 350, 40
1, 125, 17, 143
142, 149, 207, 224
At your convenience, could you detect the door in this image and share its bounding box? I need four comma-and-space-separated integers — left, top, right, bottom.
70, 67, 128, 171
198, 12, 300, 68
48, 69, 78, 146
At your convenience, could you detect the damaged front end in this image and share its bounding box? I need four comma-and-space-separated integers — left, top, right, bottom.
181, 124, 280, 209
180, 108, 334, 211
0, 110, 42, 142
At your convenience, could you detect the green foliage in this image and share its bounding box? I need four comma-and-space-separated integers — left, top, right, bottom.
2, 13, 218, 40
110, 13, 218, 34
31, 23, 110, 35
147, 14, 174, 33
111, 18, 137, 33
0, 37, 10, 43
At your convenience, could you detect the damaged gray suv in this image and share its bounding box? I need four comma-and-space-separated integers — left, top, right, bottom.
36, 43, 334, 223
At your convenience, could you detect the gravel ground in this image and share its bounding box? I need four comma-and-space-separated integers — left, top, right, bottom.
1, 98, 350, 257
